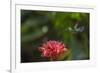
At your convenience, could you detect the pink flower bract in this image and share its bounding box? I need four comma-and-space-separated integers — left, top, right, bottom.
39, 40, 67, 60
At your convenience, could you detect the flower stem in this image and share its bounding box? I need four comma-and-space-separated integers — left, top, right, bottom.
50, 58, 53, 61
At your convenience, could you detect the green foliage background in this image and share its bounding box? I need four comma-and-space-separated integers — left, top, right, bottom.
21, 10, 89, 63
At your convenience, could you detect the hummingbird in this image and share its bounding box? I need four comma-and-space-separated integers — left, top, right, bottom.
64, 22, 84, 32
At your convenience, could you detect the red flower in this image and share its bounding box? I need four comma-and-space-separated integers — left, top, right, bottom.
39, 40, 67, 60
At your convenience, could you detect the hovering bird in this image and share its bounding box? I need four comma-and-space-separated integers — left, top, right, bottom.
64, 22, 84, 32
74, 23, 84, 32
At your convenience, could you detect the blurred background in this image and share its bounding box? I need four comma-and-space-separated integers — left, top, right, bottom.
21, 10, 89, 63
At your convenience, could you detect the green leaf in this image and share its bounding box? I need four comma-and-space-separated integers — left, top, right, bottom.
57, 49, 72, 60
